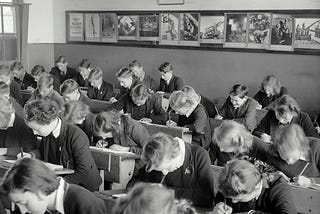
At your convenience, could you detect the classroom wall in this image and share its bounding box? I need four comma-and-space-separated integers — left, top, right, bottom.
25, 0, 320, 115
55, 44, 320, 116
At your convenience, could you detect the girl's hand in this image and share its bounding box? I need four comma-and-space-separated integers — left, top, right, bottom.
215, 115, 223, 120
16, 152, 32, 160
260, 133, 271, 143
96, 140, 108, 148
109, 97, 117, 103
212, 202, 232, 214
293, 176, 311, 187
140, 118, 152, 123
166, 120, 177, 127
109, 144, 130, 152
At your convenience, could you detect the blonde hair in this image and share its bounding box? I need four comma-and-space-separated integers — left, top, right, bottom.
169, 91, 195, 112
273, 95, 300, 117
88, 67, 103, 81
213, 120, 253, 154
62, 101, 89, 123
181, 85, 200, 103
261, 75, 281, 95
37, 73, 54, 90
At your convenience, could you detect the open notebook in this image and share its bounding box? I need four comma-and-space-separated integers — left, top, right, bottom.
4, 160, 63, 171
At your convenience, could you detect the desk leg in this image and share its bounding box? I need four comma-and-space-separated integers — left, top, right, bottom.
99, 170, 105, 191
111, 159, 135, 190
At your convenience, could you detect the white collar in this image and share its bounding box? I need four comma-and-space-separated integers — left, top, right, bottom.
96, 81, 103, 90
52, 118, 62, 138
185, 102, 198, 118
173, 137, 186, 170
165, 74, 173, 85
7, 113, 15, 128
52, 177, 65, 214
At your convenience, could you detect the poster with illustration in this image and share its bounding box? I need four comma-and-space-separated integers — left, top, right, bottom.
269, 14, 294, 51
224, 13, 248, 48
68, 13, 84, 41
85, 13, 100, 42
100, 13, 117, 43
118, 15, 138, 40
247, 13, 271, 49
179, 13, 200, 46
139, 15, 159, 41
200, 16, 224, 44
159, 13, 179, 45
294, 18, 320, 49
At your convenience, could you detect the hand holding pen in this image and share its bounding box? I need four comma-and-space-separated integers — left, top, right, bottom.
293, 162, 311, 187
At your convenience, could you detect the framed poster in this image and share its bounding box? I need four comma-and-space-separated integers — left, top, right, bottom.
294, 18, 320, 49
158, 0, 184, 5
224, 13, 248, 48
159, 13, 180, 45
179, 13, 200, 46
200, 16, 224, 44
85, 13, 100, 42
269, 14, 294, 51
67, 13, 84, 41
247, 13, 271, 49
100, 13, 118, 43
118, 15, 138, 40
138, 15, 159, 41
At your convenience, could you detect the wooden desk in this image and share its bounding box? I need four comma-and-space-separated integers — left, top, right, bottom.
139, 121, 192, 144
90, 147, 140, 190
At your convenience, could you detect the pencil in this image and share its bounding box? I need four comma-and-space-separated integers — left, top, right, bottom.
214, 106, 220, 116
160, 174, 166, 184
223, 197, 227, 214
314, 118, 320, 127
20, 147, 24, 158
298, 162, 310, 177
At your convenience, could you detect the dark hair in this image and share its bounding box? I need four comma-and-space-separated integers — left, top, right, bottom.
62, 100, 89, 123
130, 84, 150, 101
261, 75, 281, 95
0, 158, 59, 196
93, 111, 130, 141
142, 133, 180, 173
10, 61, 24, 72
229, 84, 248, 98
60, 79, 79, 95
30, 65, 45, 77
158, 62, 173, 73
24, 99, 60, 125
55, 56, 67, 64
128, 59, 142, 68
273, 95, 300, 116
116, 67, 134, 78
88, 67, 103, 81
79, 58, 91, 69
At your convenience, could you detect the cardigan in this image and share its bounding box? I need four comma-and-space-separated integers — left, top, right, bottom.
158, 75, 183, 98
87, 80, 114, 101
220, 96, 257, 131
50, 66, 81, 86
10, 80, 23, 106
127, 142, 214, 208
215, 177, 297, 214
141, 74, 156, 92
76, 112, 95, 142
253, 110, 319, 139
200, 95, 218, 118
0, 114, 37, 156
34, 120, 102, 191
11, 96, 24, 118
253, 86, 288, 108
107, 93, 165, 121
28, 89, 65, 110
178, 104, 212, 150
252, 137, 320, 183
14, 72, 37, 90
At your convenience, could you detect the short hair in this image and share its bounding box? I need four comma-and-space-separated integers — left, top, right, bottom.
0, 158, 59, 196
30, 65, 45, 77
37, 73, 54, 90
274, 124, 309, 155
158, 62, 173, 73
273, 95, 300, 116
62, 101, 89, 123
60, 79, 79, 95
229, 84, 248, 98
88, 67, 103, 81
0, 98, 14, 128
128, 59, 142, 68
0, 81, 10, 95
24, 99, 60, 125
169, 91, 195, 112
182, 85, 200, 103
218, 159, 262, 197
10, 61, 24, 72
142, 133, 180, 173
213, 120, 253, 154
55, 56, 67, 64
0, 65, 10, 76
261, 75, 281, 95
116, 67, 134, 78
79, 58, 91, 69
130, 84, 150, 101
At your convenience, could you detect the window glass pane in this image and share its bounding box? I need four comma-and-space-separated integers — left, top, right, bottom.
3, 6, 15, 33
4, 35, 17, 60
0, 7, 2, 33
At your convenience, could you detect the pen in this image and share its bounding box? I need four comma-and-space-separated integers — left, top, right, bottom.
298, 162, 310, 177
223, 197, 227, 214
214, 106, 220, 116
160, 174, 166, 185
20, 147, 24, 158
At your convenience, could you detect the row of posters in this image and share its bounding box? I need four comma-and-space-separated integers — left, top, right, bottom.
67, 12, 320, 51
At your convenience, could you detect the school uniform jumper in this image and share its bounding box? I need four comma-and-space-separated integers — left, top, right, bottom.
200, 95, 218, 118
220, 96, 257, 131
158, 75, 183, 98
215, 177, 297, 214
50, 66, 81, 86
141, 74, 157, 92
87, 80, 114, 101
253, 110, 319, 139
28, 89, 65, 110
253, 86, 288, 108
128, 142, 214, 208
14, 72, 37, 90
178, 104, 212, 150
10, 80, 23, 106
35, 120, 102, 191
